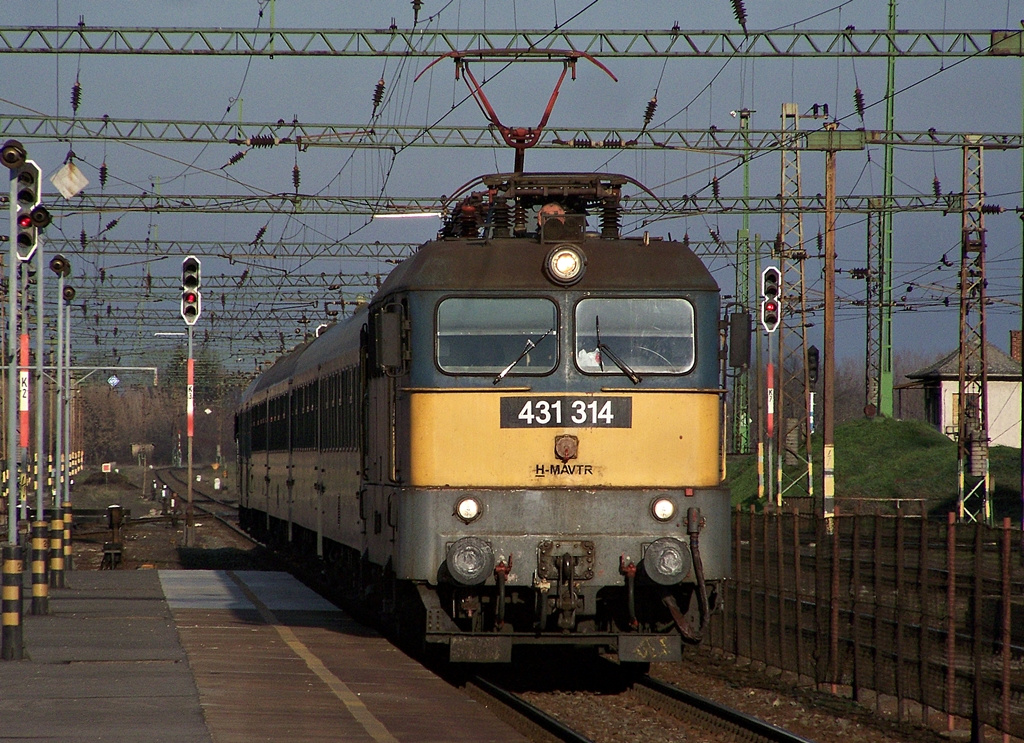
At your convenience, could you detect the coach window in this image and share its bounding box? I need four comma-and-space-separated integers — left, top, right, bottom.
436, 297, 557, 375
574, 298, 695, 374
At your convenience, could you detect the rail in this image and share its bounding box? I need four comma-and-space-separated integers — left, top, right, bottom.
632, 675, 816, 743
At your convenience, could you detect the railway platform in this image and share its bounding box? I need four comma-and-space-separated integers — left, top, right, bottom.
2, 569, 528, 742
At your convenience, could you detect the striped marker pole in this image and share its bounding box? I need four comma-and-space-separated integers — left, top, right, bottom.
30, 521, 48, 615
48, 517, 64, 589
62, 501, 73, 571
2, 543, 23, 660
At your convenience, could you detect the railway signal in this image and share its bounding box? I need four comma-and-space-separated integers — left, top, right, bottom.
760, 265, 781, 333
11, 158, 51, 262
180, 256, 202, 325
807, 345, 820, 385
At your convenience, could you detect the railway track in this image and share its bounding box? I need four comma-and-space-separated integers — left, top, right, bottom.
155, 467, 248, 537
631, 673, 816, 743
466, 675, 597, 743
463, 656, 817, 743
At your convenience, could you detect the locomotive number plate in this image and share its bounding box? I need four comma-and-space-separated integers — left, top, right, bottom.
500, 396, 632, 428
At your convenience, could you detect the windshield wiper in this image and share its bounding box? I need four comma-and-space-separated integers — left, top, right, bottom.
493, 328, 553, 385
596, 316, 642, 385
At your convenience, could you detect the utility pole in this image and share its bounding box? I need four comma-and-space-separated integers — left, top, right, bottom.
805, 124, 866, 525
180, 256, 201, 547
732, 108, 753, 454
957, 142, 990, 524
822, 127, 838, 528
878, 0, 898, 417
777, 103, 813, 505
864, 201, 884, 415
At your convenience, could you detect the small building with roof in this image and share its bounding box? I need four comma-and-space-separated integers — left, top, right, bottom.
905, 338, 1022, 448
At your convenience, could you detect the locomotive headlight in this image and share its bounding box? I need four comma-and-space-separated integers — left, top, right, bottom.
455, 496, 482, 523
651, 497, 676, 522
642, 537, 692, 586
445, 537, 494, 586
544, 245, 586, 285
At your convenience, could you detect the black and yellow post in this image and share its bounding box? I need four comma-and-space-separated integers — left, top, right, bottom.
62, 501, 73, 571
30, 521, 48, 615
2, 543, 23, 660
48, 517, 64, 589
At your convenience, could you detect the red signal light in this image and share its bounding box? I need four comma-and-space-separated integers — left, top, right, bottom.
184, 291, 197, 303
17, 214, 32, 229
765, 300, 777, 313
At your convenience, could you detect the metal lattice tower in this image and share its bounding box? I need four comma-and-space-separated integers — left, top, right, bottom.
957, 141, 990, 523
776, 103, 813, 503
731, 109, 754, 455
865, 199, 883, 413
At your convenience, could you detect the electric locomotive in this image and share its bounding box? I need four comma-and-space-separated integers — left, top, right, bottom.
236, 172, 733, 663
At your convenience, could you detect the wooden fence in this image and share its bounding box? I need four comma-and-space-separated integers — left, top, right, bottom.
708, 505, 1023, 740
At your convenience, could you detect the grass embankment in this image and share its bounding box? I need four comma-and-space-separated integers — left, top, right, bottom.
727, 418, 1023, 522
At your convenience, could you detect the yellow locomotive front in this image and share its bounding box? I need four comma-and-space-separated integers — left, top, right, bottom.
362, 173, 733, 663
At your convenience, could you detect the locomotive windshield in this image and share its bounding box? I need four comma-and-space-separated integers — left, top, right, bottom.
574, 298, 695, 375
437, 297, 558, 375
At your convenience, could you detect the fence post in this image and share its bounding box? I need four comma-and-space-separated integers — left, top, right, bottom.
918, 500, 931, 728
873, 509, 883, 714
815, 509, 828, 687
970, 522, 983, 743
1000, 518, 1010, 742
830, 504, 840, 693
946, 512, 957, 734
896, 507, 906, 720
775, 508, 786, 672
793, 504, 805, 682
851, 502, 862, 702
730, 504, 741, 656
762, 505, 770, 669
748, 504, 756, 662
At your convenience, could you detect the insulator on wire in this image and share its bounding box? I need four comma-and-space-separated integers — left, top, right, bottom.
102, 218, 119, 233
932, 177, 941, 197
682, 233, 690, 250
99, 268, 106, 283
981, 203, 1003, 214
227, 151, 246, 167
642, 97, 658, 128
248, 135, 277, 148
372, 78, 386, 115
79, 230, 87, 250
711, 177, 720, 199
817, 232, 823, 251
731, 0, 748, 31
144, 274, 151, 292
99, 162, 108, 188
292, 164, 301, 192
252, 225, 267, 245
853, 88, 866, 119
71, 79, 82, 113
411, 0, 422, 23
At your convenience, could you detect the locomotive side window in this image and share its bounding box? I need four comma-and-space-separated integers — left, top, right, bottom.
574, 298, 695, 375
436, 298, 558, 375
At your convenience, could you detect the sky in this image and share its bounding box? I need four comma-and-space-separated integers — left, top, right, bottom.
1, 0, 1022, 379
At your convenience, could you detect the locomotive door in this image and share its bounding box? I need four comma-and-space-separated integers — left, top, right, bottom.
362, 300, 407, 563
